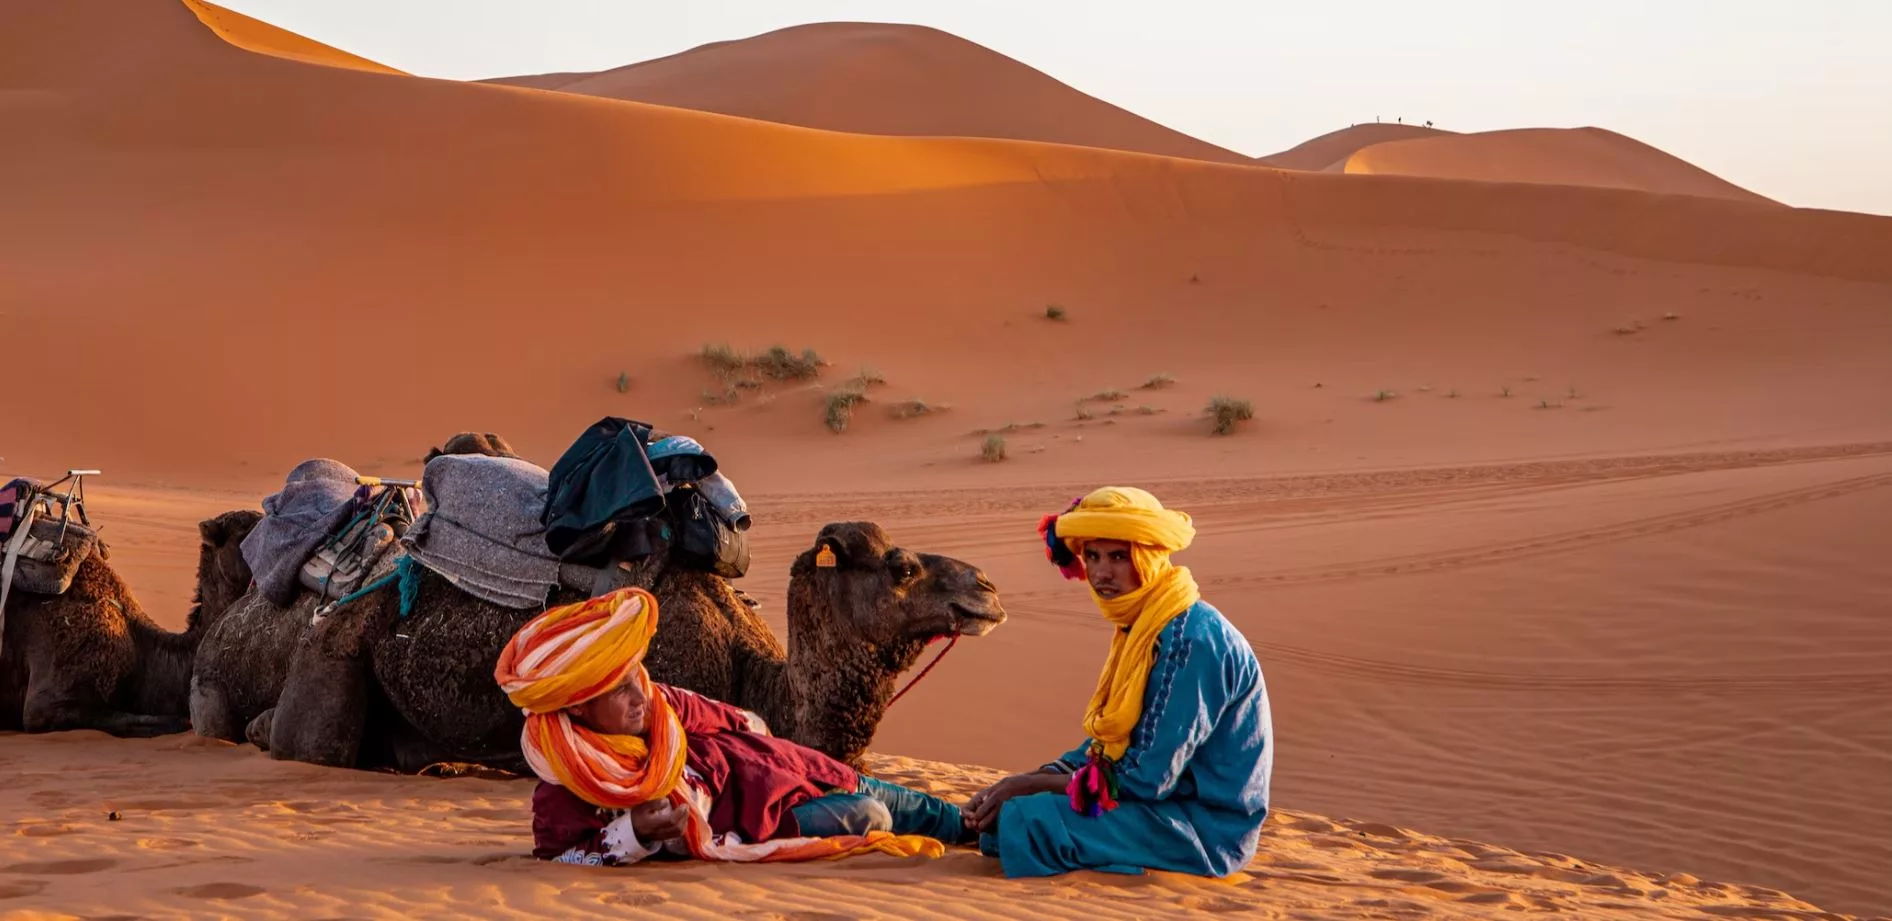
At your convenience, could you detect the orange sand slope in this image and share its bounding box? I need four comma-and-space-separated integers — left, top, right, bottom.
6, 1, 1892, 488
1341, 126, 1777, 203
483, 21, 1252, 163
180, 0, 403, 74
1257, 123, 1452, 170
0, 736, 1856, 921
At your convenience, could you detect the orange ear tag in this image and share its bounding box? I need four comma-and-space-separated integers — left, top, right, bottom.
815, 545, 837, 568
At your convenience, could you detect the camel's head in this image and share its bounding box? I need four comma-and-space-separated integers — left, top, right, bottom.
790, 522, 1006, 648
425, 432, 519, 463
190, 509, 261, 631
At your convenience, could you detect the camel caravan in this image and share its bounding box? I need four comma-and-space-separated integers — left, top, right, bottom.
1, 417, 1008, 774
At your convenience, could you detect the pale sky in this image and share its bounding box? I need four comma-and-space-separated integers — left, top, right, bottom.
220, 0, 1892, 216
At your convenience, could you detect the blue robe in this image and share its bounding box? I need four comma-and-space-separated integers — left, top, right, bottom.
983, 600, 1272, 878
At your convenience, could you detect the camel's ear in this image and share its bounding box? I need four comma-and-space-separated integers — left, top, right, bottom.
424, 447, 444, 463
199, 517, 224, 547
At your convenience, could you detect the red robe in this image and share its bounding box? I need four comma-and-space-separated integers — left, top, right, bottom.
530, 684, 858, 861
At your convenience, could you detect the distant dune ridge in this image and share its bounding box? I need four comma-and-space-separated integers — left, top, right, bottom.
1256, 122, 1453, 170
1336, 126, 1778, 204
3, 2, 1891, 918
484, 21, 1255, 163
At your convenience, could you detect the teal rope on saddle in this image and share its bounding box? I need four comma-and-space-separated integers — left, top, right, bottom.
318, 555, 422, 618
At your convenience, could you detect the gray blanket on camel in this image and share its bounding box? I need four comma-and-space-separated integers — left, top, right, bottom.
241, 459, 361, 607
402, 454, 564, 609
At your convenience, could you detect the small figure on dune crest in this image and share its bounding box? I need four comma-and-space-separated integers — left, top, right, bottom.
503, 587, 978, 866
967, 487, 1273, 878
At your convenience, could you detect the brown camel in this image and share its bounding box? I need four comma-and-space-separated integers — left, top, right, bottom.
188, 432, 521, 748
200, 518, 1005, 773
1, 511, 256, 737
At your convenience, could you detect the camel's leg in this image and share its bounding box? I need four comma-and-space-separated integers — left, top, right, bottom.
188, 674, 245, 743
22, 693, 188, 737
22, 653, 188, 738
244, 708, 275, 751
267, 610, 369, 768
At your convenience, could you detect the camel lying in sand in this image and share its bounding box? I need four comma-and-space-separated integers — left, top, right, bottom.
192, 451, 1005, 772
187, 432, 520, 753
1, 513, 253, 737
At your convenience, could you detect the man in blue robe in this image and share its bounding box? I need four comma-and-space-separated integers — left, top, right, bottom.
965, 486, 1273, 877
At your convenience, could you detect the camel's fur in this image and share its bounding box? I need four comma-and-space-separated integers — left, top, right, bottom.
1, 510, 255, 737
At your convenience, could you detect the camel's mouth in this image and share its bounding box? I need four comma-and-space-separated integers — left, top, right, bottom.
947, 599, 1006, 637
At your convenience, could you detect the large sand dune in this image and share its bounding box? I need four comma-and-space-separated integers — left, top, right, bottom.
1257, 122, 1452, 170
1340, 126, 1777, 203
4, 1, 1892, 916
483, 21, 1252, 164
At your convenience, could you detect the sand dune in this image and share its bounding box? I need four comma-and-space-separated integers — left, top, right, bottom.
4, 1, 1892, 916
1340, 126, 1777, 203
1257, 122, 1451, 170
483, 21, 1253, 163
179, 0, 403, 74
5, 1, 1889, 487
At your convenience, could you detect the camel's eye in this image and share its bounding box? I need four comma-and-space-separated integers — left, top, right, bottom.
886, 552, 920, 584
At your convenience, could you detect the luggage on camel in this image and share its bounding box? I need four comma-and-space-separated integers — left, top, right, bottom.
2, 470, 101, 597
403, 453, 569, 609
669, 482, 751, 579
542, 417, 665, 566
298, 478, 423, 600
648, 435, 752, 531
2, 470, 103, 655
242, 459, 365, 607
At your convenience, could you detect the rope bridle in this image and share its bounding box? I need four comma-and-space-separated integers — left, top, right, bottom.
886, 633, 959, 709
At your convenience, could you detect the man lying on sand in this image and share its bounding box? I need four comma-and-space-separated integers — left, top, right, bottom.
495, 588, 975, 865
967, 487, 1273, 877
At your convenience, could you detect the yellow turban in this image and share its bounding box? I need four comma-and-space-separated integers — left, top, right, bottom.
1054, 486, 1196, 554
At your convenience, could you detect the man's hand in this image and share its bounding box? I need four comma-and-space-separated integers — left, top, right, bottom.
965, 772, 1068, 833
628, 800, 690, 842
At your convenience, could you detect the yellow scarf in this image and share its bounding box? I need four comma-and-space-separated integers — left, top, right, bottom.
1053, 487, 1200, 761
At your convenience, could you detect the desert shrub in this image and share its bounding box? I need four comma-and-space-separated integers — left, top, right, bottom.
824, 388, 866, 433
1207, 395, 1254, 435
755, 345, 823, 381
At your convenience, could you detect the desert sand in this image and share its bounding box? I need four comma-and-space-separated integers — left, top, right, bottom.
4, 1, 1891, 918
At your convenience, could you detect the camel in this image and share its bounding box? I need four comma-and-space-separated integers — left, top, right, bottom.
187, 431, 523, 749
195, 515, 1006, 773
0, 510, 256, 737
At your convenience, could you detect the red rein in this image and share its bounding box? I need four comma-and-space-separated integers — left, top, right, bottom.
885, 634, 959, 709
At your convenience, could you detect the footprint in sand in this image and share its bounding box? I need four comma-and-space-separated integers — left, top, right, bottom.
137, 837, 201, 850
1367, 868, 1449, 884
26, 790, 77, 808
12, 823, 79, 837
0, 858, 117, 875
174, 882, 266, 900
0, 880, 50, 900
1178, 895, 1266, 914
597, 890, 669, 907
